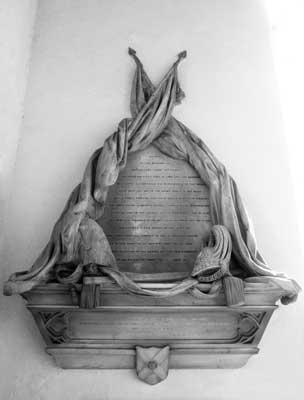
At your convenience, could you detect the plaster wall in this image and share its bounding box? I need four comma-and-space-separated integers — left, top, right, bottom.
0, 0, 37, 394
0, 0, 37, 254
1, 1, 303, 399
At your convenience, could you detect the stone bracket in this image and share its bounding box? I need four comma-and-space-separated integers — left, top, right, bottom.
22, 283, 285, 384
136, 346, 170, 385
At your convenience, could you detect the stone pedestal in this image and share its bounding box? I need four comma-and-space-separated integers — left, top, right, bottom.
21, 278, 285, 382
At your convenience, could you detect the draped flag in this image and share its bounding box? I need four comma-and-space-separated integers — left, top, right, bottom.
4, 49, 300, 304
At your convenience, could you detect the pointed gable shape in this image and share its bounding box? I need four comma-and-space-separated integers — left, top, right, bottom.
4, 49, 300, 304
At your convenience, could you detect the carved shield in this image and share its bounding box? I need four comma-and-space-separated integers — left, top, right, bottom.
136, 346, 170, 385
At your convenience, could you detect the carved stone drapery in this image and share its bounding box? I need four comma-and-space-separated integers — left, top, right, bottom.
3, 49, 300, 305
2, 49, 301, 385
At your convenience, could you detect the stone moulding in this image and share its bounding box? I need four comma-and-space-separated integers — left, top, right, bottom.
21, 276, 289, 382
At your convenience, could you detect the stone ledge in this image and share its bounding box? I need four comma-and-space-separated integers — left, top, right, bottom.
18, 281, 285, 378
47, 346, 259, 369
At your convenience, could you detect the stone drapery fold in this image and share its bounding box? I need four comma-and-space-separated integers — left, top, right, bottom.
3, 49, 300, 304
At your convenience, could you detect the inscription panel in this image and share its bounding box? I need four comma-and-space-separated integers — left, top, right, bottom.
69, 311, 237, 341
100, 145, 211, 273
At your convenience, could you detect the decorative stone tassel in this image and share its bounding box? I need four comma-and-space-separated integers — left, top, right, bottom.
80, 283, 101, 308
223, 276, 245, 307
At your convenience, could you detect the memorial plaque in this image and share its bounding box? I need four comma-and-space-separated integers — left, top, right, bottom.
6, 51, 298, 381
100, 145, 211, 274
69, 310, 237, 341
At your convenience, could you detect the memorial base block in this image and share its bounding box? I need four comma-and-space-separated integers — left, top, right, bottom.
21, 278, 284, 381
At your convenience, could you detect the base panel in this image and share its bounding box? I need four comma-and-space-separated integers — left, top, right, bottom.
47, 346, 258, 369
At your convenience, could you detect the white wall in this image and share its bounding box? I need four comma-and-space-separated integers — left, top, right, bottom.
0, 0, 37, 259
0, 0, 37, 396
1, 1, 303, 399
265, 0, 304, 244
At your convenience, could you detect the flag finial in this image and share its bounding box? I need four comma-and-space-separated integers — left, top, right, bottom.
178, 50, 187, 60
128, 47, 136, 56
